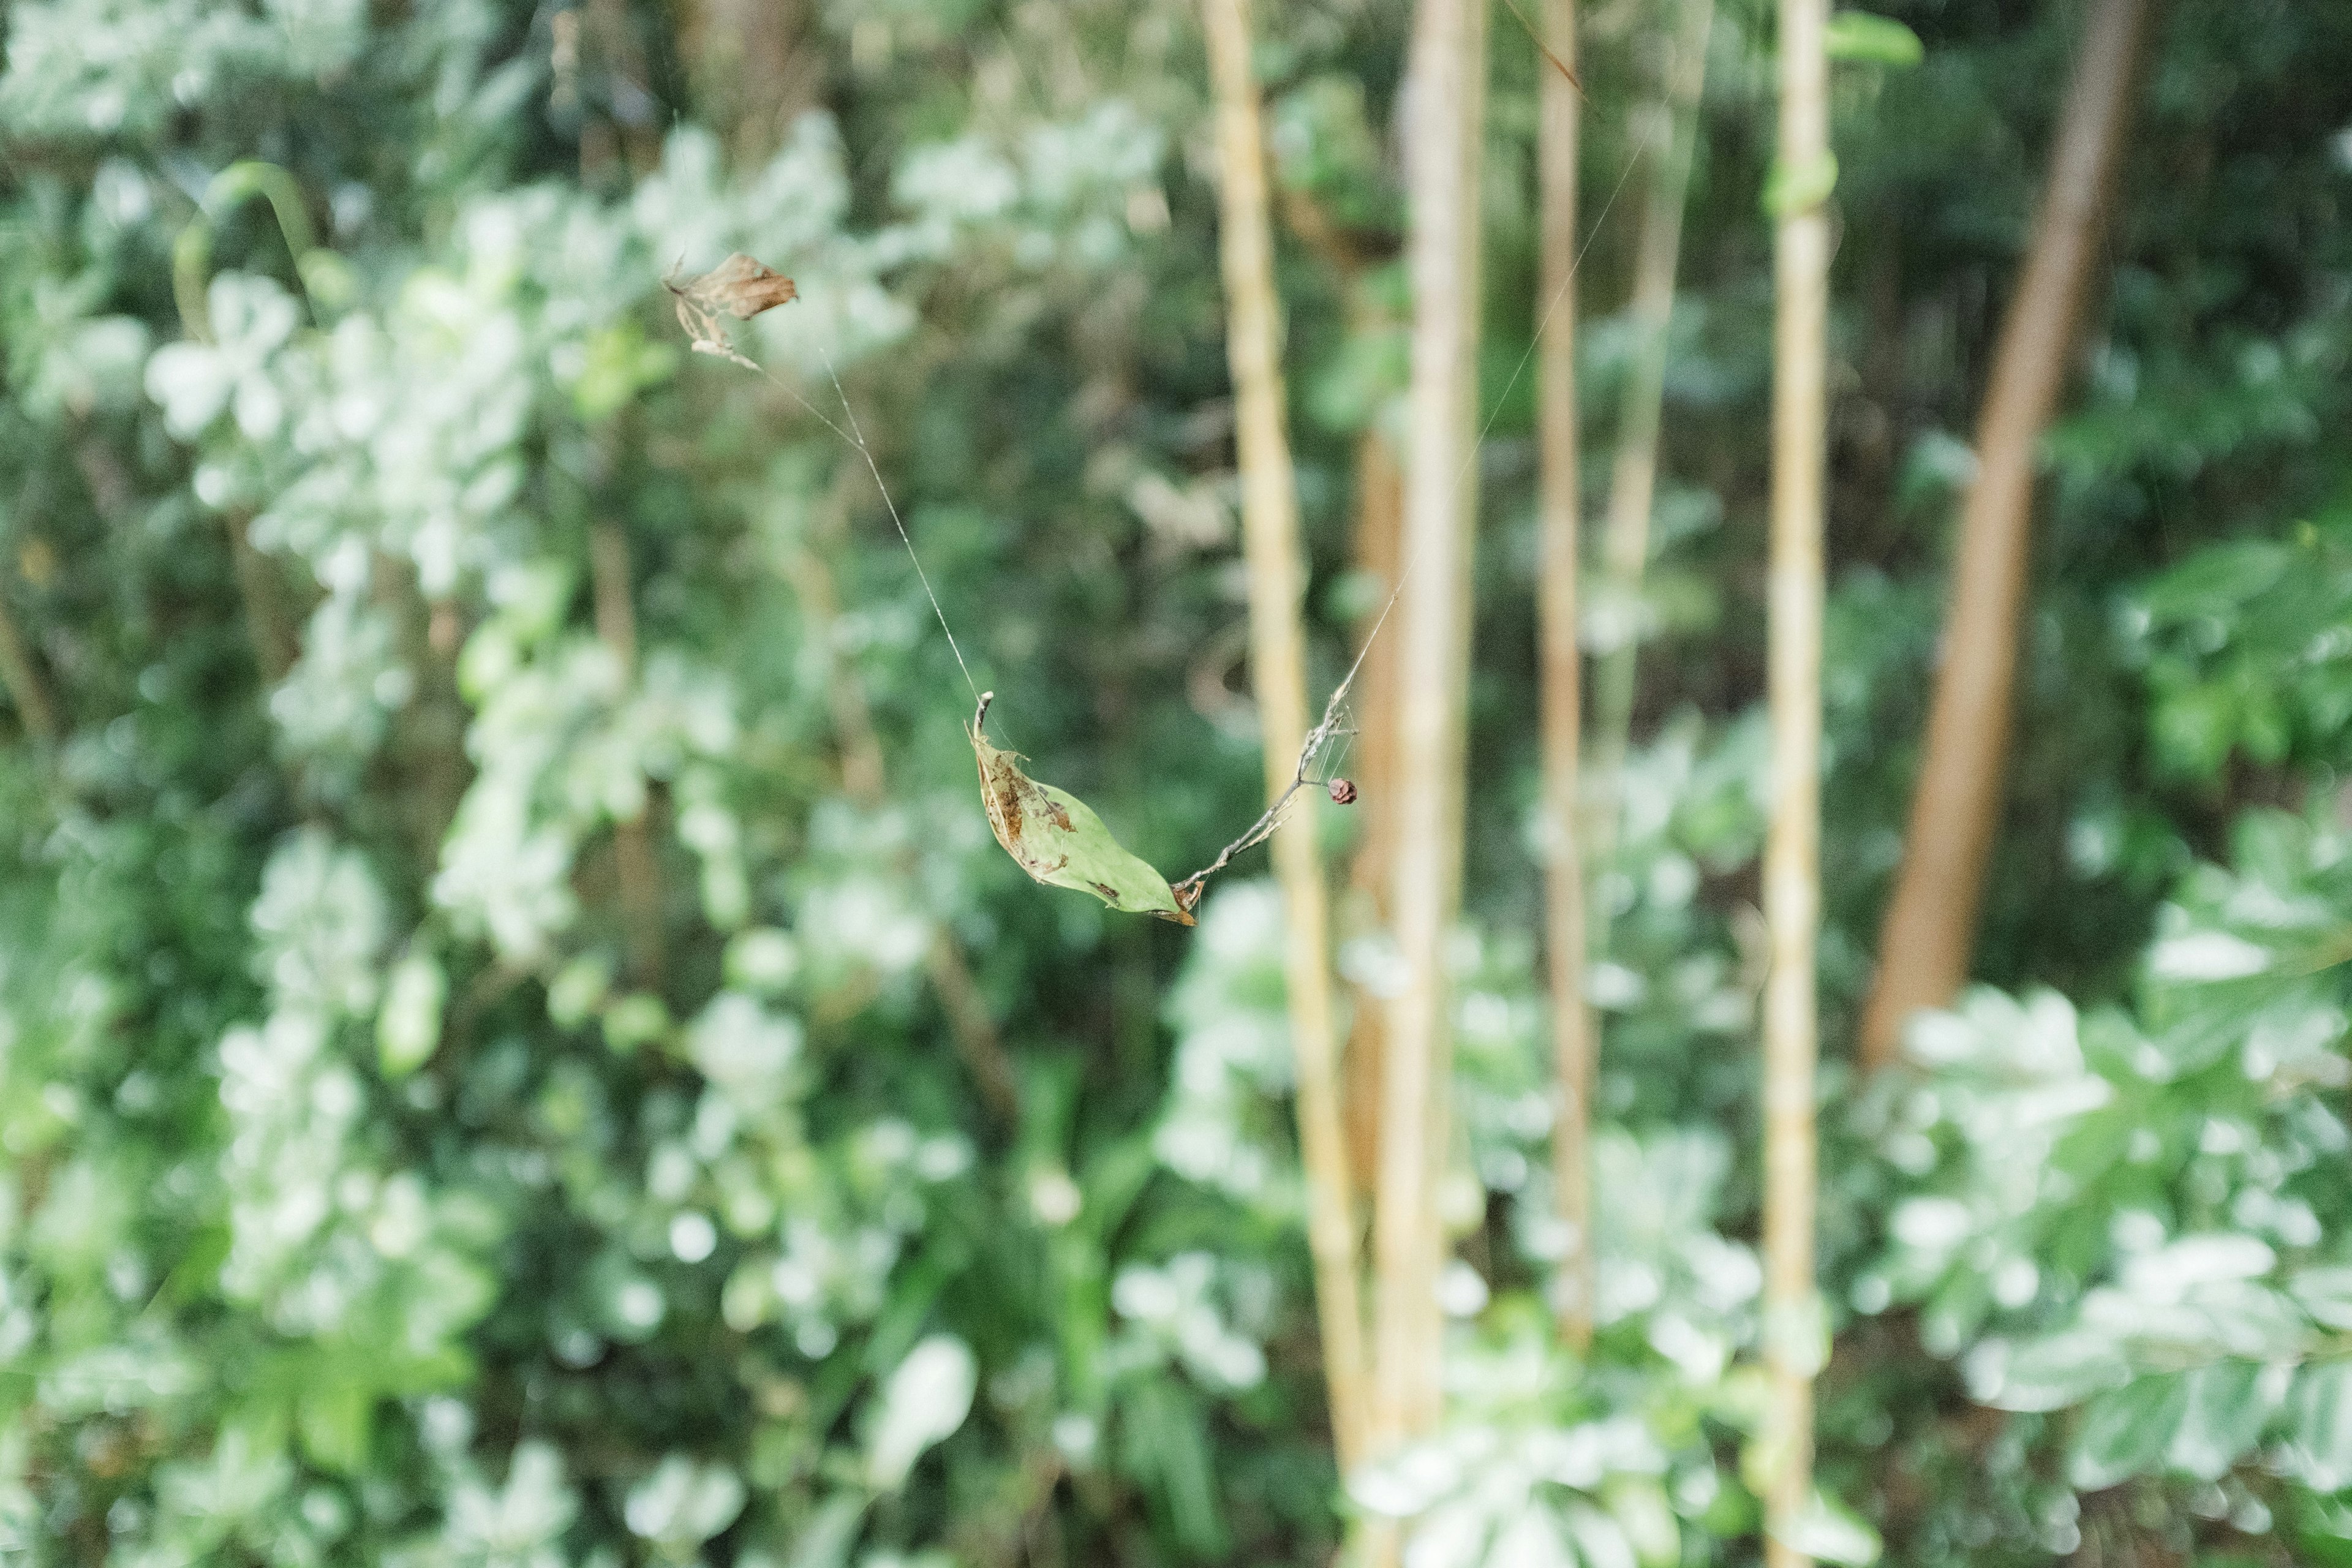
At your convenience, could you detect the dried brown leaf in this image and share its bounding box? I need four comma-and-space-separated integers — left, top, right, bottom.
663, 252, 797, 366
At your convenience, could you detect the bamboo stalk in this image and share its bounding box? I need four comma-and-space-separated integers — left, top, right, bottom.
1344, 429, 1404, 1198
1586, 0, 1714, 894
1534, 0, 1593, 1350
1200, 0, 1368, 1472
1763, 0, 1829, 1554
1371, 0, 1487, 1464
1858, 0, 2152, 1068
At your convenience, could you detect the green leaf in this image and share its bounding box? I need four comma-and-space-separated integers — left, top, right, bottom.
1770, 1490, 1882, 1567
2070, 1374, 2190, 1490
2165, 1360, 2280, 1481
1605, 1475, 1683, 1567
2288, 1362, 2352, 1492
867, 1335, 978, 1490
970, 714, 1194, 924
1489, 1509, 1576, 1568
2293, 1267, 2352, 1331
376, 949, 446, 1078
1977, 1329, 2131, 1412
296, 1378, 373, 1474
1119, 1381, 1227, 1558
1763, 153, 1840, 218
1825, 12, 1924, 67
787, 1493, 869, 1568
1567, 1502, 1639, 1568
600, 990, 671, 1052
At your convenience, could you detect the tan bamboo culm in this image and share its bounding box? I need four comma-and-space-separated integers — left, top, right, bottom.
1586, 0, 1714, 893
1199, 0, 1370, 1471
1534, 0, 1594, 1348
1372, 0, 1488, 1472
1763, 0, 1828, 1556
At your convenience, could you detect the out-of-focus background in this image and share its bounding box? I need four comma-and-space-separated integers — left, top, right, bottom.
5, 0, 2352, 1562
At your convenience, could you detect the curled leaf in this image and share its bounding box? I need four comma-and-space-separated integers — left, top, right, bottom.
664, 252, 797, 367
970, 694, 1195, 925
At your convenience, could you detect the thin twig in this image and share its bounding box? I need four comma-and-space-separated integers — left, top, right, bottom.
1171, 695, 1352, 903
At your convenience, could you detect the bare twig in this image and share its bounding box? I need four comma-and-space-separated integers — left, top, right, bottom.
1763, 0, 1830, 1555
1201, 0, 1369, 1470
1170, 693, 1353, 905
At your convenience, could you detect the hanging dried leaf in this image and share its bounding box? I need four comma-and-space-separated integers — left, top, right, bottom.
665, 252, 797, 368
969, 696, 1195, 925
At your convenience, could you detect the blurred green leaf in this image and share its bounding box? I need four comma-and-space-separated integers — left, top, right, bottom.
1825, 12, 1924, 66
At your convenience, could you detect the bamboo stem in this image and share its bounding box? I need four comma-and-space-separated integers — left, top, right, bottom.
1372, 0, 1487, 1466
1587, 0, 1714, 899
1344, 430, 1405, 1198
1763, 0, 1828, 1554
1200, 0, 1369, 1472
1858, 0, 2152, 1068
1535, 0, 1593, 1350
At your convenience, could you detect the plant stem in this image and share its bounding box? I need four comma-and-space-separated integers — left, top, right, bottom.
1371, 0, 1487, 1472
1200, 0, 1368, 1471
1858, 0, 2152, 1068
227, 510, 299, 685
0, 582, 58, 747
1763, 0, 1829, 1553
1536, 0, 1593, 1350
1587, 0, 1714, 903
1345, 429, 1405, 1197
590, 519, 666, 989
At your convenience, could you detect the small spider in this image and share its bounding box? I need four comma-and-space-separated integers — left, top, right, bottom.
1327, 778, 1359, 806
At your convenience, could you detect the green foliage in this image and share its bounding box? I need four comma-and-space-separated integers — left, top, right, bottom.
1853, 803, 2352, 1555
3, 0, 2352, 1562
